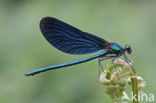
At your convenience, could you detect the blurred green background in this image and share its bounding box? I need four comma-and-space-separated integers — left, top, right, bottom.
0, 0, 156, 103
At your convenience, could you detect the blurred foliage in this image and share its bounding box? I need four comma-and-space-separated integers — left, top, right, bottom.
0, 0, 156, 103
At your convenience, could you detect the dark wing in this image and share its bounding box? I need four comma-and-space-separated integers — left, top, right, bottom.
40, 17, 110, 55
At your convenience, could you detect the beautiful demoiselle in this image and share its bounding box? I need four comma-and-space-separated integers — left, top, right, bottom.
25, 17, 132, 76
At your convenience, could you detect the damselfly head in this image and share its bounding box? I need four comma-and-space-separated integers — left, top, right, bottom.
125, 45, 132, 54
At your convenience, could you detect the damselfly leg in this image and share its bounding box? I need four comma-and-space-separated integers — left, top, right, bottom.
97, 55, 116, 76
123, 53, 136, 73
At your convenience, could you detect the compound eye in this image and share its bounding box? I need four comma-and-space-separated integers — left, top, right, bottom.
125, 45, 132, 54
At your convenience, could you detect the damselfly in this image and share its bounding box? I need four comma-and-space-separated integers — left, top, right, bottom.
25, 17, 132, 76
